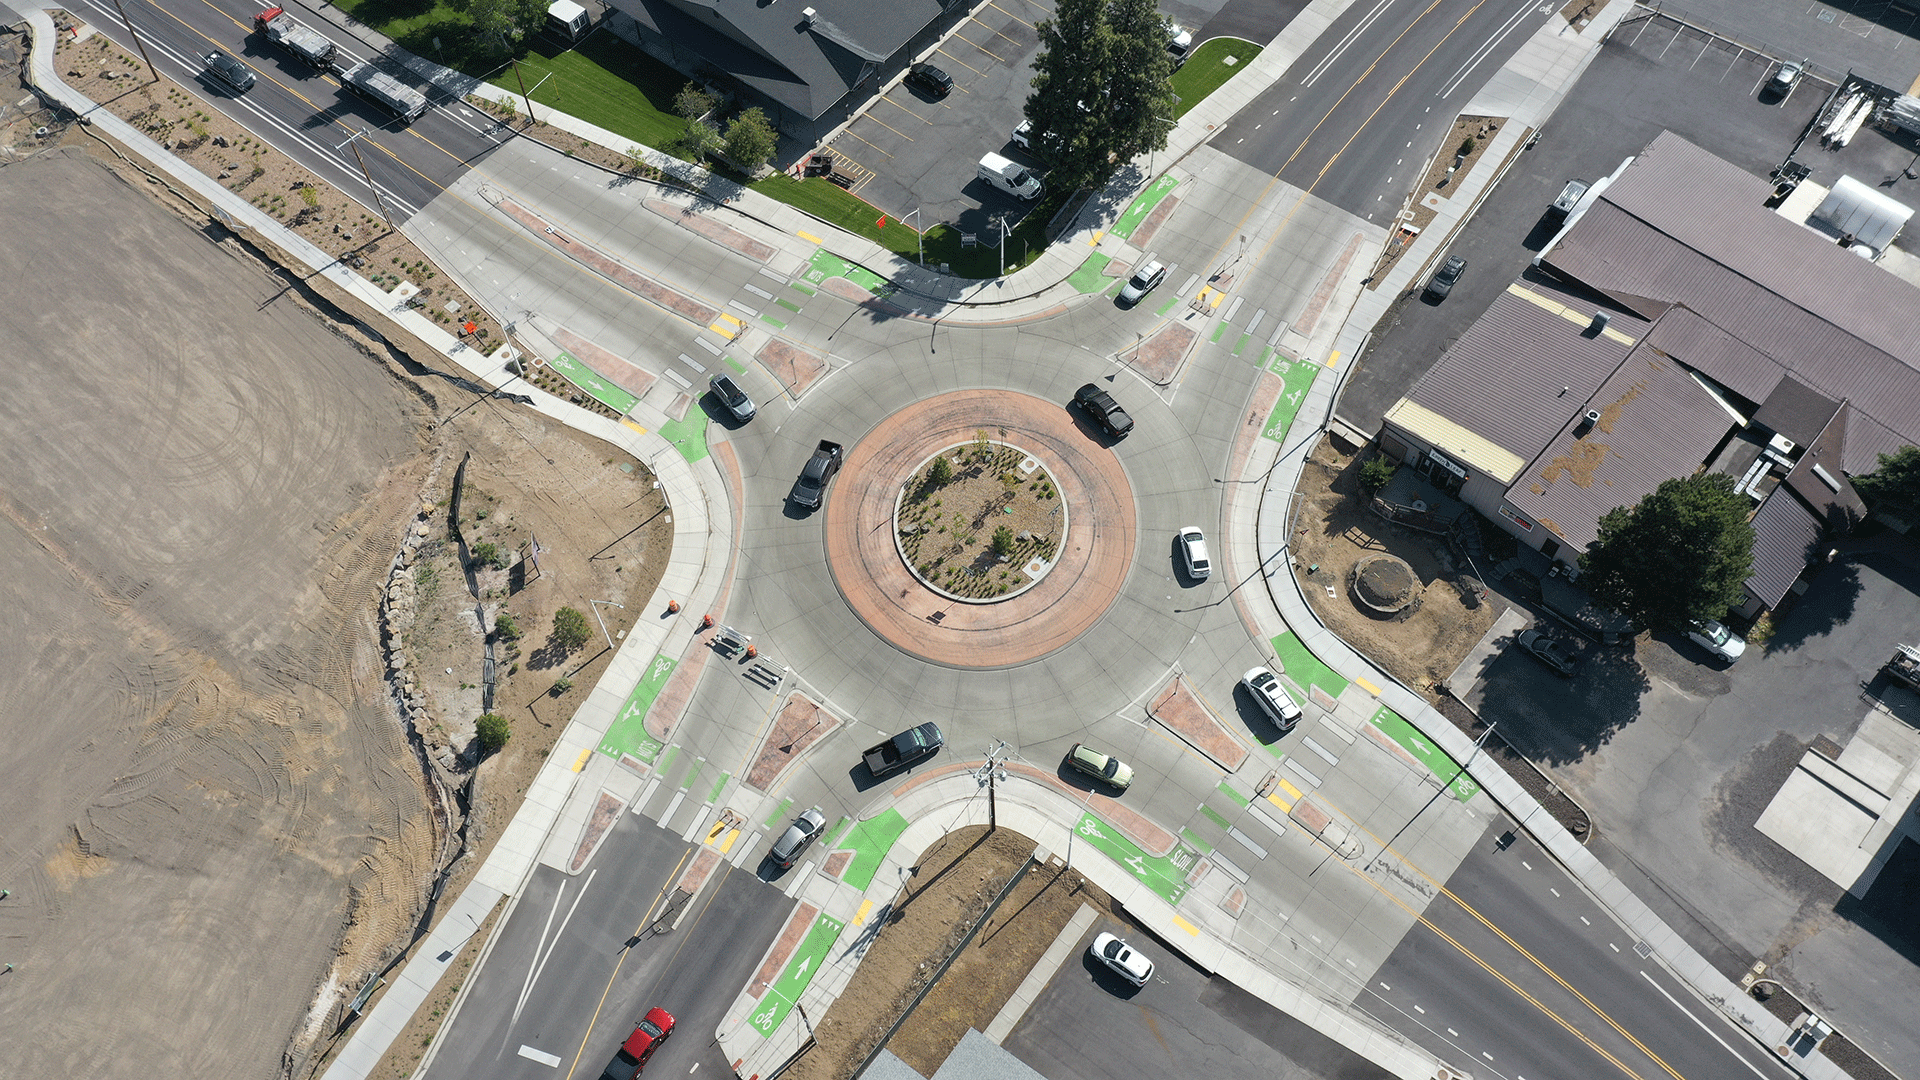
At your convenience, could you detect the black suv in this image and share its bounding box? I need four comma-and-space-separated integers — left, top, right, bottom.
204, 51, 256, 93
1073, 383, 1134, 440
904, 63, 953, 98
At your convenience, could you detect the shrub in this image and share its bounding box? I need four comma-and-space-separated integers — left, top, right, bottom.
1359, 454, 1398, 493
475, 713, 510, 754
991, 526, 1016, 559
722, 107, 777, 170
1458, 136, 1477, 157
494, 611, 519, 642
552, 607, 591, 652
550, 676, 573, 696
927, 456, 954, 486
470, 541, 499, 567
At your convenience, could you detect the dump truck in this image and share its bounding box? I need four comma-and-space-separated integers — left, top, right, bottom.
863, 723, 943, 778
254, 6, 337, 69
337, 61, 429, 123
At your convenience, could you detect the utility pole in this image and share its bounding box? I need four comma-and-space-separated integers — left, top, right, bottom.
107, 0, 160, 84
510, 58, 537, 123
973, 740, 1009, 831
335, 129, 395, 230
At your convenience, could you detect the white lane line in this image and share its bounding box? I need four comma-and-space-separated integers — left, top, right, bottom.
518, 1045, 563, 1067
1639, 970, 1772, 1078
1301, 0, 1397, 87
515, 869, 596, 1022
1438, 0, 1540, 98
1608, 942, 1620, 952
1580, 916, 1591, 925
758, 267, 786, 281
1521, 860, 1533, 870
1550, 887, 1560, 897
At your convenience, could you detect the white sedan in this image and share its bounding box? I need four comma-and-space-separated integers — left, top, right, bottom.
1090, 931, 1154, 986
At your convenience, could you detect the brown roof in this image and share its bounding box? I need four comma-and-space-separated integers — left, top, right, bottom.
1541, 132, 1920, 474
1747, 486, 1828, 609
1503, 345, 1732, 550
1403, 276, 1649, 464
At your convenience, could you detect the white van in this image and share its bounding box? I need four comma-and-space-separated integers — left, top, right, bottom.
978, 153, 1043, 200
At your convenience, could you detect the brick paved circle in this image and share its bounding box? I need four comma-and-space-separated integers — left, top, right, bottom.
823, 389, 1137, 668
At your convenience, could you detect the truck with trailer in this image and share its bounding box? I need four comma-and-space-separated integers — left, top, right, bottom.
253, 6, 337, 69
337, 61, 429, 123
863, 723, 943, 778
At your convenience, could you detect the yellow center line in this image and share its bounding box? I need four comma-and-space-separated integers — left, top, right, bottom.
563, 845, 693, 1078
1311, 787, 1693, 1080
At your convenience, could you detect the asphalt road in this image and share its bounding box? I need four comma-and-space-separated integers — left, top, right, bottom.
68, 0, 508, 221
1215, 0, 1554, 221
1003, 914, 1395, 1080
421, 813, 789, 1080
1366, 816, 1796, 1080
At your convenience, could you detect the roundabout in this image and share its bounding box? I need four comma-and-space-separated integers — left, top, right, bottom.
822, 388, 1138, 668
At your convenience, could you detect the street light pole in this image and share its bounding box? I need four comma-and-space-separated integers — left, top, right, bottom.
108, 0, 160, 84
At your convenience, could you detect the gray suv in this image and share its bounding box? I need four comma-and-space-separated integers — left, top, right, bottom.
769, 808, 827, 868
204, 51, 256, 93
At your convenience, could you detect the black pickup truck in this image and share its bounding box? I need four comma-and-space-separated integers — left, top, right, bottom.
863, 723, 944, 778
792, 440, 844, 510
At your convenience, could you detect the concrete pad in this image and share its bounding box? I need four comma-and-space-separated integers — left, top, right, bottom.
1754, 755, 1880, 890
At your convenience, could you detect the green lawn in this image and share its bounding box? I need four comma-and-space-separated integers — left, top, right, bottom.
488, 34, 692, 149
750, 175, 1068, 279
1171, 38, 1264, 117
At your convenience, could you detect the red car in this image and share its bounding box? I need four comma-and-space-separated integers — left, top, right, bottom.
603, 1007, 675, 1080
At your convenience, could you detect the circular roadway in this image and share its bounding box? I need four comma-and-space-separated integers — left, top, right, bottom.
823, 388, 1136, 668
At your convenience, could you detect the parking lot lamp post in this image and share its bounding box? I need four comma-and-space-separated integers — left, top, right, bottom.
904, 207, 923, 265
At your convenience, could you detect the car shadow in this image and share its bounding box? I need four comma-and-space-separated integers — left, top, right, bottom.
1080, 950, 1146, 998
698, 392, 749, 431
1064, 404, 1122, 447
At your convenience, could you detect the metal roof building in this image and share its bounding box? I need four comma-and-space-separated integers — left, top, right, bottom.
1378, 131, 1917, 612
610, 0, 952, 133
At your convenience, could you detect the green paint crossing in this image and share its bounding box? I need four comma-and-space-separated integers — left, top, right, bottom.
1260, 353, 1320, 443
598, 654, 677, 761
747, 912, 845, 1037
547, 351, 639, 414
1368, 704, 1480, 801
834, 809, 910, 890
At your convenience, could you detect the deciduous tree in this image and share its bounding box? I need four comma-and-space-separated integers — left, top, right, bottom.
1852, 445, 1920, 523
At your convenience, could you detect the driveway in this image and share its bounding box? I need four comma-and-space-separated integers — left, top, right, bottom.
1462, 549, 1920, 1069
1003, 915, 1394, 1080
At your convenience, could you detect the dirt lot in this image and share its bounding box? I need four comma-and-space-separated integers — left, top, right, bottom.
1288, 439, 1498, 693
785, 827, 1122, 1080
0, 135, 669, 1080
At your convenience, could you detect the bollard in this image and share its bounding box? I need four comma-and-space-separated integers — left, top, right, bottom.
666, 600, 681, 614
700, 614, 714, 630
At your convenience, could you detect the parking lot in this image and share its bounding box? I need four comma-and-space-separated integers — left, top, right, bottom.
1334, 5, 1920, 435
824, 0, 1243, 232
1002, 915, 1393, 1080
1460, 545, 1920, 1070
824, 0, 1059, 228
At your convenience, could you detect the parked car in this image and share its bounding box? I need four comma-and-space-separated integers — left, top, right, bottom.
1164, 19, 1194, 63
904, 62, 953, 98
1424, 254, 1467, 300
1073, 383, 1134, 440
1687, 619, 1747, 663
1067, 743, 1133, 791
601, 1007, 675, 1080
1090, 931, 1154, 986
1176, 526, 1210, 580
708, 373, 755, 422
1549, 178, 1589, 220
1515, 628, 1579, 677
1117, 259, 1167, 306
1241, 666, 1301, 732
204, 51, 256, 93
769, 808, 827, 868
1011, 119, 1033, 151
1770, 59, 1804, 94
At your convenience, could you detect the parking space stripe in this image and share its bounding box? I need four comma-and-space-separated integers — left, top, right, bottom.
935, 49, 988, 78
840, 130, 894, 158
880, 98, 937, 125
863, 113, 916, 142
988, 0, 1042, 29
952, 31, 1007, 63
